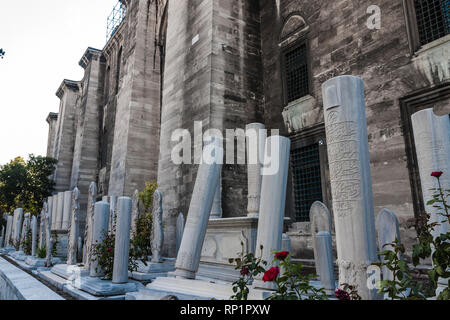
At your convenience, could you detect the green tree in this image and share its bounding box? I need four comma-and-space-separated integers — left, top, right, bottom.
0, 154, 57, 215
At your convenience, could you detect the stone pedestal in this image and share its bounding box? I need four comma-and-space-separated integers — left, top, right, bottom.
90, 201, 110, 277
130, 258, 176, 281
112, 197, 132, 284
197, 217, 258, 282
174, 142, 223, 279
246, 123, 266, 218
322, 75, 378, 300
253, 136, 291, 290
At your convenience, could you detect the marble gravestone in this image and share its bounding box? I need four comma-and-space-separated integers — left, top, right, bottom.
13, 208, 24, 249
90, 201, 110, 278
316, 231, 336, 294
0, 225, 4, 248
83, 182, 97, 269
376, 209, 401, 282
130, 190, 140, 238
322, 75, 378, 300
310, 201, 333, 275
253, 136, 291, 290
55, 192, 65, 231
4, 215, 13, 248
67, 188, 80, 265
151, 190, 164, 263
51, 195, 58, 231
113, 197, 132, 284
108, 195, 118, 233
246, 123, 266, 218
31, 216, 38, 257
411, 108, 450, 296
38, 208, 45, 248
176, 213, 185, 255
174, 139, 224, 279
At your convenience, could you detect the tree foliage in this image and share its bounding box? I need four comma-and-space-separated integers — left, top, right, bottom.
0, 155, 57, 215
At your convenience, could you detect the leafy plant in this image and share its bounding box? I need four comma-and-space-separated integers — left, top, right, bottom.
92, 231, 138, 280
229, 243, 267, 300
37, 246, 46, 259
412, 171, 450, 300
131, 213, 153, 261
372, 239, 425, 300
266, 251, 328, 300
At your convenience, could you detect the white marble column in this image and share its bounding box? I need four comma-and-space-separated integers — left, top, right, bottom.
5, 215, 13, 247
13, 208, 24, 248
62, 191, 72, 230
130, 190, 140, 237
253, 136, 290, 290
246, 123, 266, 217
322, 75, 378, 300
90, 201, 110, 277
51, 196, 58, 231
67, 188, 80, 265
55, 192, 65, 230
316, 231, 336, 294
31, 216, 38, 256
112, 197, 132, 284
411, 108, 450, 296
174, 141, 223, 279
412, 109, 450, 238
376, 209, 401, 281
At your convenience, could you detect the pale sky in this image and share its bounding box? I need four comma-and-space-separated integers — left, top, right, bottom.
0, 0, 118, 165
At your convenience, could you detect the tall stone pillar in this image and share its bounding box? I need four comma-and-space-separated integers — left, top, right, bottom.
31, 216, 38, 257
176, 213, 185, 256
108, 196, 117, 233
322, 75, 378, 300
316, 231, 336, 294
39, 209, 45, 249
253, 136, 291, 290
174, 144, 223, 279
83, 182, 97, 268
158, 0, 264, 257
19, 213, 31, 252
246, 123, 266, 217
52, 80, 80, 193
112, 197, 132, 284
411, 108, 450, 296
62, 191, 72, 230
90, 202, 110, 277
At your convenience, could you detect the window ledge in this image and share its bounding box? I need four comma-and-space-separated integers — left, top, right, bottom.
415, 34, 450, 56
282, 95, 318, 134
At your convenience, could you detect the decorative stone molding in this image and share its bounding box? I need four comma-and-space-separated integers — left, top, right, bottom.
282, 95, 317, 134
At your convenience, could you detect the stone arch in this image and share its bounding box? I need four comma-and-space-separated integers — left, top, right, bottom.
279, 13, 309, 45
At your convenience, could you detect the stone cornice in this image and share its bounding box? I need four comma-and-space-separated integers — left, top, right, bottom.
46, 112, 58, 124
79, 47, 103, 69
56, 79, 81, 99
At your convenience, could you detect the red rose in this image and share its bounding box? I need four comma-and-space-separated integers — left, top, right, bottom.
108, 247, 113, 252
431, 171, 443, 178
335, 288, 350, 301
275, 251, 290, 261
240, 267, 250, 276
263, 267, 279, 282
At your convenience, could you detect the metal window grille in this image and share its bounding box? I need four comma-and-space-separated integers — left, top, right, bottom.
291, 143, 323, 222
414, 0, 450, 46
107, 1, 127, 42
284, 44, 309, 103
